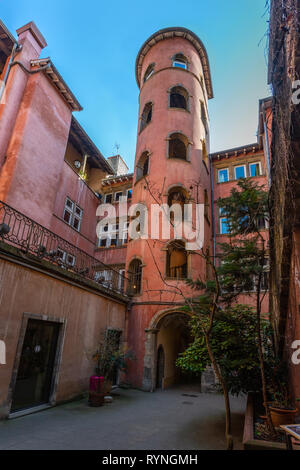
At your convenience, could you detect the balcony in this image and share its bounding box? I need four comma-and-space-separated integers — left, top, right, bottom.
0, 200, 129, 296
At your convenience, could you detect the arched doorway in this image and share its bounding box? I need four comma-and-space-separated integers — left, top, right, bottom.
154, 312, 191, 389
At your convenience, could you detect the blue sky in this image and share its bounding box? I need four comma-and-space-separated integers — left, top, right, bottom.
1, 0, 270, 171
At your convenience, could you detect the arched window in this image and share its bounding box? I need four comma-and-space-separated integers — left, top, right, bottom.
136, 151, 150, 182
143, 63, 155, 83
168, 187, 188, 223
127, 259, 143, 295
169, 86, 188, 110
172, 53, 188, 70
166, 240, 188, 279
140, 102, 152, 132
168, 133, 188, 160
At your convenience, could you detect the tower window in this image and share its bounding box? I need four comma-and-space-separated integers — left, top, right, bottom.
167, 187, 187, 222
168, 133, 188, 160
127, 259, 143, 295
143, 63, 155, 83
172, 54, 188, 70
140, 102, 153, 132
136, 152, 150, 182
202, 139, 209, 168
166, 240, 188, 279
169, 86, 189, 110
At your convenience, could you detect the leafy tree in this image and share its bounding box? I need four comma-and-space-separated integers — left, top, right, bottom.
179, 178, 275, 447
177, 305, 273, 396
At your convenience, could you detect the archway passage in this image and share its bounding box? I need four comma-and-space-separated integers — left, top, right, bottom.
155, 312, 193, 389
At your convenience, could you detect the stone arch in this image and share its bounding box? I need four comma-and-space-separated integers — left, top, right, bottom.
142, 307, 192, 391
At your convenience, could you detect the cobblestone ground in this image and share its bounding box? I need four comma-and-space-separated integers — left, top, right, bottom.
0, 385, 246, 450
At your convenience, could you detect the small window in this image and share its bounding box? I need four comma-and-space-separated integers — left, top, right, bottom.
140, 102, 152, 132
63, 197, 83, 232
136, 152, 150, 182
234, 165, 246, 180
104, 193, 113, 204
220, 218, 229, 235
256, 216, 267, 230
172, 54, 188, 70
115, 191, 123, 202
218, 169, 229, 183
127, 259, 143, 295
127, 189, 133, 200
169, 86, 188, 110
201, 102, 208, 132
166, 240, 188, 279
143, 63, 155, 83
168, 133, 188, 160
249, 162, 262, 177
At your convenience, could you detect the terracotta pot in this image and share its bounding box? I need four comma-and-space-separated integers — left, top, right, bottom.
269, 406, 298, 427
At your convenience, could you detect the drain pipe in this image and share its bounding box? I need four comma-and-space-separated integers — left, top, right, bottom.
262, 102, 271, 187
0, 44, 51, 103
0, 42, 19, 103
210, 155, 216, 265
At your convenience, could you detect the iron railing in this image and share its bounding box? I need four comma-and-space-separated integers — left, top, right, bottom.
0, 200, 128, 296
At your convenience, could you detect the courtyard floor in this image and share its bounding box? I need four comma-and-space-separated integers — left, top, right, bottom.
0, 385, 246, 450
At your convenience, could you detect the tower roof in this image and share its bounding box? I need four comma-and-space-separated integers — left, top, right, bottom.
135, 27, 213, 99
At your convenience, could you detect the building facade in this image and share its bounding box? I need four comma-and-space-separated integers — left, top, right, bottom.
0, 19, 273, 418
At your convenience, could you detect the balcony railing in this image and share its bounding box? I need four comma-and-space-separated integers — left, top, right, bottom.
0, 200, 128, 296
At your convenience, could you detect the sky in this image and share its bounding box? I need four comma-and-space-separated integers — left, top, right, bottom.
1, 0, 271, 172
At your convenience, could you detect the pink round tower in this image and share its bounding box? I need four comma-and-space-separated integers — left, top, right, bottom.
126, 27, 213, 391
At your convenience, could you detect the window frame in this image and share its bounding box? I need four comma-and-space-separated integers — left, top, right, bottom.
115, 191, 123, 202
220, 217, 230, 235
234, 165, 246, 180
63, 197, 83, 232
249, 161, 262, 178
126, 188, 133, 200
218, 168, 229, 183
104, 193, 113, 204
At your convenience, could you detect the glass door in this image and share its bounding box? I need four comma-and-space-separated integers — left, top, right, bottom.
11, 319, 60, 412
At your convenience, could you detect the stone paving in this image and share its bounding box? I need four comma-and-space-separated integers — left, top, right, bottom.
0, 385, 246, 450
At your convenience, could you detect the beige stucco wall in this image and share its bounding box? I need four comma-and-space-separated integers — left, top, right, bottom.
0, 257, 127, 419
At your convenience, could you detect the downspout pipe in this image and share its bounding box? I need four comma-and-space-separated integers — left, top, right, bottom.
262, 102, 271, 187
0, 42, 19, 103
0, 44, 51, 103
210, 155, 216, 265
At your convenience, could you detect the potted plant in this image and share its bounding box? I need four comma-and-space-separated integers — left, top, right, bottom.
268, 382, 298, 427
89, 330, 134, 406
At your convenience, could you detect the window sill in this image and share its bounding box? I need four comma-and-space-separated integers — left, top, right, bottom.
168, 107, 190, 113
167, 157, 190, 163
